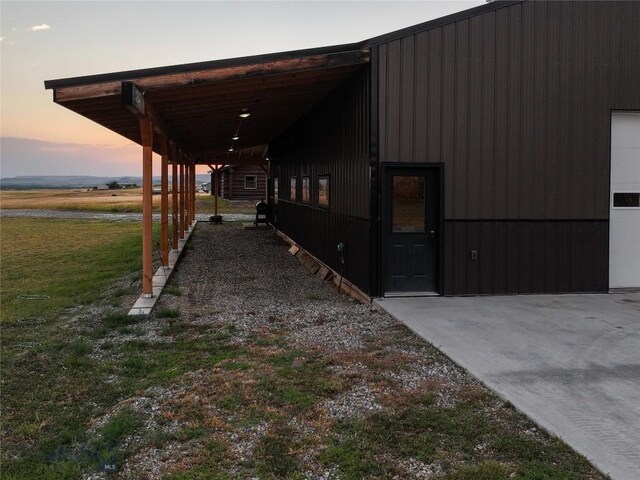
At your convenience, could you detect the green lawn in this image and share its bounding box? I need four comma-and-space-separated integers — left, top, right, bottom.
0, 218, 156, 479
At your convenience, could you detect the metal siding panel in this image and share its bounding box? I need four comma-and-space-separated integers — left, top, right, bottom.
520, 0, 535, 219
414, 32, 428, 163
531, 1, 547, 220
442, 24, 456, 219
467, 15, 483, 220
480, 12, 496, 219
556, 0, 572, 219
506, 3, 522, 219
466, 221, 480, 294
387, 40, 402, 162
545, 0, 560, 220
427, 28, 442, 165
400, 36, 415, 163
378, 44, 387, 163
454, 20, 469, 219
494, 8, 509, 220
569, 1, 587, 219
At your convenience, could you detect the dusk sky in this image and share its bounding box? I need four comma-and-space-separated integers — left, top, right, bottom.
1, 0, 483, 177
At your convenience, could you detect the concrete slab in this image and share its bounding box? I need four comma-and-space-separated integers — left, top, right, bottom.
375, 293, 640, 480
127, 222, 196, 316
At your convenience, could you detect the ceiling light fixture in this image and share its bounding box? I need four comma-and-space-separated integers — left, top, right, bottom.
228, 147, 234, 152
239, 109, 251, 118
232, 135, 240, 141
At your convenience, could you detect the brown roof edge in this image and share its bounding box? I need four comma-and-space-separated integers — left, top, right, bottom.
44, 43, 363, 90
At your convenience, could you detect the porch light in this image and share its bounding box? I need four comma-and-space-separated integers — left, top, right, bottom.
228, 147, 234, 152
239, 109, 251, 118
232, 135, 240, 141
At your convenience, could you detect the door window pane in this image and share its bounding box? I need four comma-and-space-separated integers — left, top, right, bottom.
290, 177, 297, 201
392, 176, 425, 232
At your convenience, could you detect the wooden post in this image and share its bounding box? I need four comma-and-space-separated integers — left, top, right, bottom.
171, 143, 179, 250
179, 154, 185, 239
214, 168, 219, 215
140, 116, 154, 297
160, 135, 169, 267
184, 159, 189, 227
186, 161, 192, 226
191, 163, 196, 223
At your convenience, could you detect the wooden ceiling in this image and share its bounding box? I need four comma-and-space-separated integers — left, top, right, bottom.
45, 46, 370, 164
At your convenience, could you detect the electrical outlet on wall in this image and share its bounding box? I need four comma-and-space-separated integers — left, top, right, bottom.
470, 250, 478, 261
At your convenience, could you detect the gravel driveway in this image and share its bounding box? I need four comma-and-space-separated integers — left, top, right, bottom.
0, 209, 253, 222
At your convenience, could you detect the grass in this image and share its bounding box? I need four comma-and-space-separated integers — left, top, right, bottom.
1, 188, 256, 214
1, 218, 151, 322
0, 217, 159, 479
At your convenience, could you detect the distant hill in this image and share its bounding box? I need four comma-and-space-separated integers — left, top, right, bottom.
0, 175, 211, 190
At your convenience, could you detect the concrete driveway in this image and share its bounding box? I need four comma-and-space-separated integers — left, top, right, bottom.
376, 293, 640, 480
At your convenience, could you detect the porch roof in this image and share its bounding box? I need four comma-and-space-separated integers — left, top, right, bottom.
44, 43, 369, 165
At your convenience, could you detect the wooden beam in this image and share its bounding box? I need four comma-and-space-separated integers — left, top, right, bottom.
171, 142, 179, 250
53, 50, 370, 102
179, 154, 185, 239
160, 134, 169, 266
140, 116, 154, 297
191, 162, 196, 224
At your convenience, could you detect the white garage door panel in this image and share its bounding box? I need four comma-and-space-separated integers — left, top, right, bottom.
609, 112, 640, 289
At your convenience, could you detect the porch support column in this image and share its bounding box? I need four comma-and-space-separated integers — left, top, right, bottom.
214, 168, 219, 215
139, 116, 154, 297
171, 143, 179, 250
191, 162, 196, 224
179, 153, 185, 239
160, 135, 169, 266
186, 159, 192, 226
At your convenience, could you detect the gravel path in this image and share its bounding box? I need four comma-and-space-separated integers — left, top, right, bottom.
0, 209, 253, 222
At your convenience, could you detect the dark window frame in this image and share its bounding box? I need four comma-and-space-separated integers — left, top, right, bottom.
301, 176, 311, 204
318, 174, 330, 208
273, 177, 279, 204
244, 175, 258, 190
612, 192, 640, 208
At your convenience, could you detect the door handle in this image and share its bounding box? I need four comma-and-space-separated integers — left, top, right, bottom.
428, 230, 436, 238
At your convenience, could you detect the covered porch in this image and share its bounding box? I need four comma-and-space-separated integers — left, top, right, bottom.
44, 45, 370, 311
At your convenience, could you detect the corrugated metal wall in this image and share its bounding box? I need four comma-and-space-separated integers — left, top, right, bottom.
270, 68, 372, 293
375, 0, 640, 295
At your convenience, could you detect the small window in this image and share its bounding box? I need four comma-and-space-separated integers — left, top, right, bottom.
318, 175, 330, 207
290, 177, 297, 201
613, 192, 640, 208
273, 178, 279, 204
244, 175, 257, 190
302, 176, 310, 204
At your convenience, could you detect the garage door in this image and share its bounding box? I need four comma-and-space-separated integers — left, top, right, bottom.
610, 112, 640, 289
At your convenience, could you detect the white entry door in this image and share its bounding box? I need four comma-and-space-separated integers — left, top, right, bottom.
609, 112, 640, 289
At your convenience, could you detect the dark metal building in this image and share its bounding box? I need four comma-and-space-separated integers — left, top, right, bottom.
45, 0, 640, 300
269, 0, 640, 298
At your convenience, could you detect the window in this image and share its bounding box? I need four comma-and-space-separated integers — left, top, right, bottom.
318, 175, 329, 207
302, 176, 310, 204
290, 177, 297, 201
392, 176, 425, 232
273, 178, 279, 204
244, 175, 257, 190
613, 192, 640, 208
